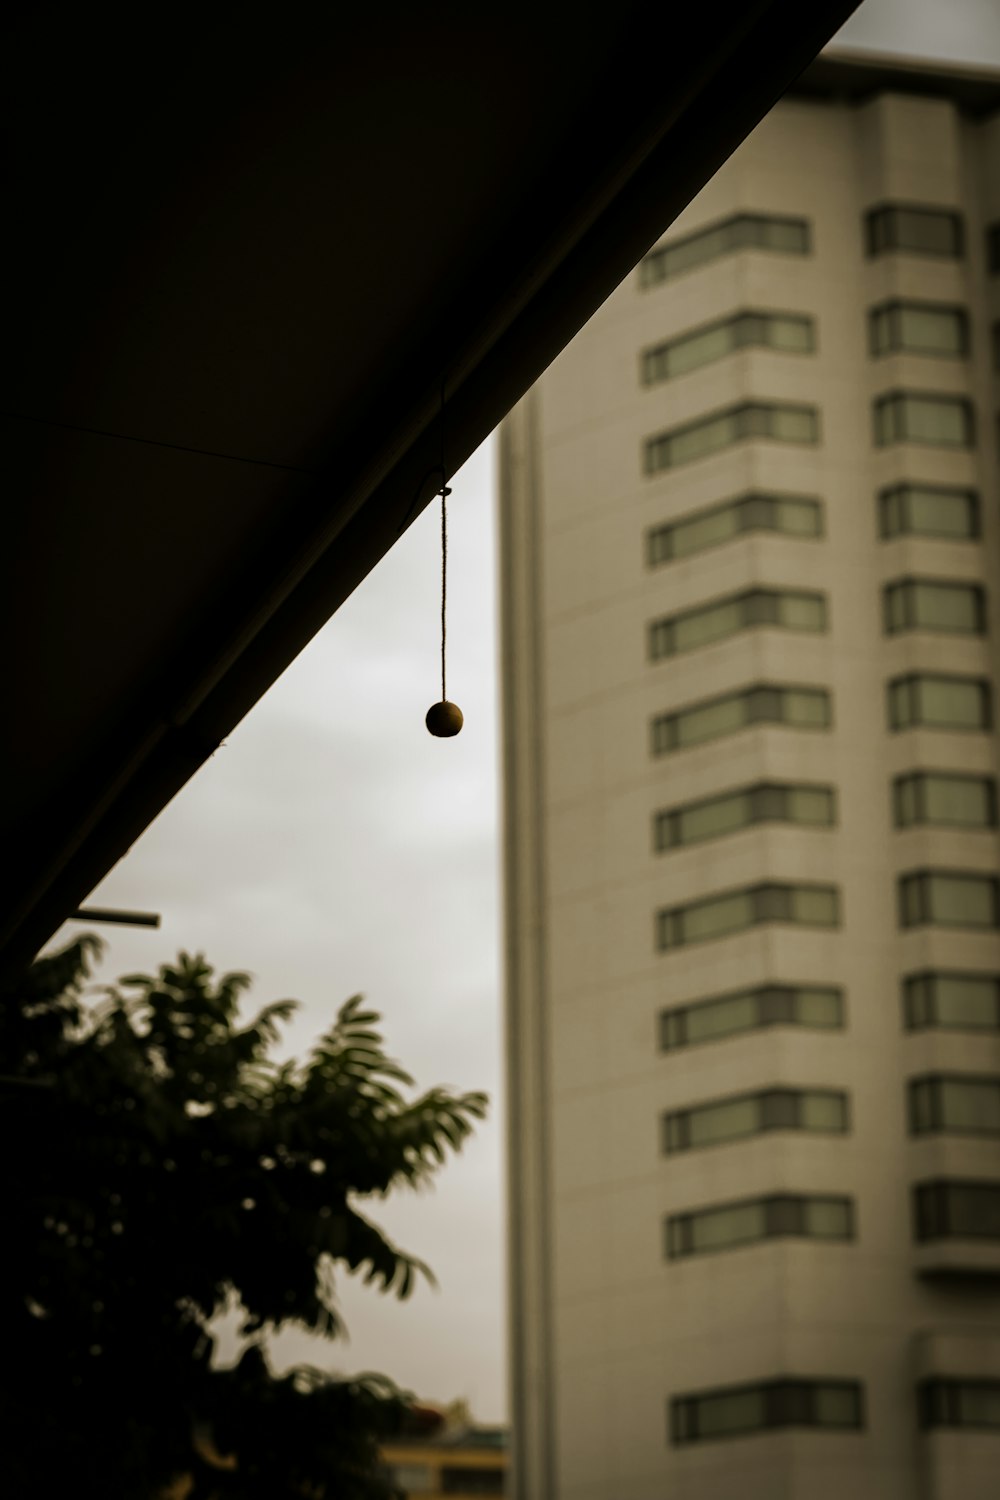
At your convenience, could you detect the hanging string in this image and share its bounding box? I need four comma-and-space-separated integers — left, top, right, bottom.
425, 376, 462, 737
440, 483, 448, 702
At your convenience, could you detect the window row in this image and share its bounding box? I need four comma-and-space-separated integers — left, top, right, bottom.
910, 1074, 1000, 1138
660, 985, 844, 1051
653, 770, 995, 851
894, 772, 997, 830
646, 482, 979, 575
905, 971, 1000, 1033
666, 1193, 853, 1259
874, 391, 974, 448
642, 205, 1000, 295
899, 870, 1000, 932
649, 587, 825, 660
654, 781, 835, 852
879, 484, 979, 541
662, 1087, 848, 1154
889, 673, 991, 732
664, 1181, 1000, 1259
642, 310, 814, 384
869, 299, 968, 358
644, 392, 978, 471
919, 1380, 1000, 1433
670, 1372, 1000, 1449
640, 213, 810, 285
657, 882, 839, 951
647, 491, 822, 565
915, 1179, 1000, 1243
883, 577, 986, 637
659, 972, 1000, 1055
655, 871, 999, 953
645, 401, 818, 472
651, 683, 830, 755
649, 673, 990, 760
670, 1379, 863, 1445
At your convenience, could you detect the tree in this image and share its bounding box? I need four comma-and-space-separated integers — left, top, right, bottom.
0, 938, 488, 1498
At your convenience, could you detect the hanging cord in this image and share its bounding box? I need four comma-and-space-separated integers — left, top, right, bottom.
438, 375, 452, 703
440, 485, 448, 701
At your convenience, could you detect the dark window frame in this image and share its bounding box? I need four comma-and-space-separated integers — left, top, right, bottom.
877, 484, 980, 541
898, 870, 1000, 931
913, 1179, 1000, 1242
649, 587, 828, 661
662, 1085, 850, 1155
665, 1192, 855, 1259
654, 780, 837, 851
647, 491, 823, 566
908, 1073, 1000, 1138
892, 770, 998, 830
873, 390, 976, 449
642, 309, 816, 384
886, 673, 992, 733
903, 970, 1000, 1033
865, 203, 964, 260
919, 1378, 1000, 1431
659, 984, 845, 1051
670, 1378, 864, 1445
640, 212, 812, 287
651, 682, 833, 756
644, 400, 821, 474
868, 298, 970, 359
657, 881, 841, 951
882, 577, 986, 637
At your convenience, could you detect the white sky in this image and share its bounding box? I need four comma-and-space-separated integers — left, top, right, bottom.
57, 0, 1000, 1424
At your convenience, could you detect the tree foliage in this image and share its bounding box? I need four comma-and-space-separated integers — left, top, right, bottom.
0, 938, 488, 1498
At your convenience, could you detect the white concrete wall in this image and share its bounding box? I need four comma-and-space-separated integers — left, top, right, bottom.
501, 64, 1000, 1500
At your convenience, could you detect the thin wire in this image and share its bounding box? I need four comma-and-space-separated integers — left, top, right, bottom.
438, 374, 451, 703
440, 486, 448, 702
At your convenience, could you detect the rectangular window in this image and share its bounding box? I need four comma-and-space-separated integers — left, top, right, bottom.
878, 485, 979, 541
390, 1464, 434, 1492
648, 492, 822, 565
893, 772, 997, 830
887, 674, 991, 733
649, 589, 826, 660
919, 1379, 1000, 1431
657, 882, 839, 951
874, 392, 974, 448
651, 683, 831, 754
869, 301, 968, 358
662, 1088, 849, 1154
660, 984, 844, 1050
909, 1075, 1000, 1138
642, 311, 815, 384
883, 578, 985, 636
988, 223, 1000, 274
904, 972, 1000, 1032
655, 782, 836, 851
866, 204, 964, 259
441, 1469, 504, 1496
670, 1379, 863, 1444
645, 401, 820, 473
898, 871, 1000, 931
666, 1193, 854, 1259
913, 1180, 1000, 1242
640, 213, 810, 286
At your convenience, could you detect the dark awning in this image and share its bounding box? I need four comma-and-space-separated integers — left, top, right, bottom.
2, 1, 859, 976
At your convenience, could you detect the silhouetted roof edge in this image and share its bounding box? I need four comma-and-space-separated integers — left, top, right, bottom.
793, 46, 1000, 118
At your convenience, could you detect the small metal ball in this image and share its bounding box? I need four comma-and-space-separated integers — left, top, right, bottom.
426, 700, 464, 737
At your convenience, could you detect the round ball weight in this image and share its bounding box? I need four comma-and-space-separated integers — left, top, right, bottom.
426, 700, 464, 737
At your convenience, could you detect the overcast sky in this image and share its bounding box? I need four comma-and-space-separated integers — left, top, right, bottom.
56, 0, 1000, 1424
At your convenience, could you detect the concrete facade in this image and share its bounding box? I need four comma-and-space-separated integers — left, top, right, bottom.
500, 55, 1000, 1500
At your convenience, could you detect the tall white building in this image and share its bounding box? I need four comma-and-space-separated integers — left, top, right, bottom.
500, 51, 1000, 1500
